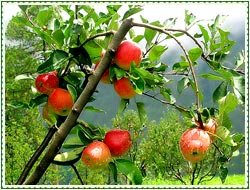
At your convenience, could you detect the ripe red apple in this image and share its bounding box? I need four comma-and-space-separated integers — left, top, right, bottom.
35, 71, 59, 95
48, 88, 74, 116
113, 77, 136, 99
179, 128, 211, 163
104, 129, 132, 157
203, 118, 218, 142
81, 141, 111, 169
114, 40, 142, 71
42, 103, 58, 125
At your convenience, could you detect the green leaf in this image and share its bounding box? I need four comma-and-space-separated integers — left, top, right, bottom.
185, 10, 196, 26
172, 61, 189, 72
160, 88, 176, 104
116, 159, 143, 185
15, 73, 34, 81
37, 9, 53, 26
18, 5, 29, 12
29, 94, 48, 108
117, 99, 129, 115
200, 73, 224, 80
198, 24, 209, 44
37, 50, 69, 73
7, 102, 30, 109
52, 29, 65, 48
144, 28, 157, 44
67, 84, 77, 102
213, 81, 228, 104
232, 76, 245, 104
122, 7, 143, 20
148, 45, 168, 62
188, 47, 202, 62
84, 106, 105, 113
109, 162, 118, 184
62, 136, 85, 149
219, 166, 228, 184
53, 147, 83, 166
77, 125, 93, 145
218, 93, 238, 114
177, 77, 190, 94
136, 102, 147, 125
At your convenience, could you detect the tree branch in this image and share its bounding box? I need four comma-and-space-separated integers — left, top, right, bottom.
23, 18, 134, 185
132, 22, 202, 120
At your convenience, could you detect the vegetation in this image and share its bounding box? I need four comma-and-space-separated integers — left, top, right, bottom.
3, 4, 245, 186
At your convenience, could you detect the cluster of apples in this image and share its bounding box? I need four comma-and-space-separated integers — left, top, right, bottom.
179, 118, 218, 163
81, 129, 132, 169
35, 71, 74, 124
94, 40, 142, 99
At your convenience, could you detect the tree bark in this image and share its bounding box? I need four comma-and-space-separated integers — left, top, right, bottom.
23, 18, 134, 185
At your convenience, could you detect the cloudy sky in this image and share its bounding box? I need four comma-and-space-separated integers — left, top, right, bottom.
2, 2, 247, 29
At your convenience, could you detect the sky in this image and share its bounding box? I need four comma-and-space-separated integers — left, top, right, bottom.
2, 2, 247, 30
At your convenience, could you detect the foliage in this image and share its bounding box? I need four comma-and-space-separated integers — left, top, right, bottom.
4, 4, 245, 186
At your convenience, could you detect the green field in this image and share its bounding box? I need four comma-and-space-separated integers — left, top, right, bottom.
142, 174, 245, 185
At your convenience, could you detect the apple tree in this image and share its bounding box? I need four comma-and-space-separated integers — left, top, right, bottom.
7, 4, 245, 185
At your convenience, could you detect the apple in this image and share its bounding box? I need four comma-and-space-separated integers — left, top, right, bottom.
203, 118, 218, 142
48, 88, 74, 116
179, 128, 211, 163
113, 77, 136, 99
104, 129, 132, 157
81, 141, 111, 169
42, 103, 58, 125
35, 71, 59, 95
114, 40, 142, 71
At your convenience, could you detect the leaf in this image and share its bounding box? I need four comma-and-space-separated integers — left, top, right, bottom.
18, 5, 29, 12
84, 106, 105, 113
62, 136, 85, 149
70, 46, 92, 67
188, 47, 202, 62
116, 159, 143, 185
29, 94, 48, 108
37, 9, 53, 26
67, 84, 77, 102
52, 29, 65, 48
122, 7, 143, 20
232, 76, 245, 104
109, 162, 118, 184
7, 102, 30, 109
117, 98, 129, 115
185, 10, 196, 26
77, 125, 93, 145
219, 166, 228, 184
213, 81, 228, 104
136, 102, 147, 125
148, 45, 168, 62
160, 88, 176, 104
53, 147, 83, 166
177, 77, 190, 94
199, 73, 224, 81
37, 50, 69, 73
172, 61, 189, 72
218, 93, 238, 114
198, 24, 209, 44
15, 73, 34, 81
144, 28, 157, 44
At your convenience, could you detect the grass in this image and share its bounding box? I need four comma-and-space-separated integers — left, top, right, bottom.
142, 174, 245, 185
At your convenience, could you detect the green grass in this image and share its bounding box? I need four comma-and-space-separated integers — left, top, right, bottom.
142, 174, 245, 185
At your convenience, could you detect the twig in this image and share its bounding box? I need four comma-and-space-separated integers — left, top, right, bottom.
70, 164, 84, 185
132, 22, 202, 120
16, 126, 58, 184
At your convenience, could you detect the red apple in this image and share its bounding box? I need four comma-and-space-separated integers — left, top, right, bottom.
48, 88, 74, 116
81, 141, 111, 169
113, 77, 136, 99
114, 40, 142, 71
203, 118, 218, 142
179, 128, 211, 163
35, 71, 59, 95
104, 129, 132, 157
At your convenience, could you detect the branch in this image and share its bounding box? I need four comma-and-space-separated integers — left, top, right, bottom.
132, 22, 202, 119
23, 18, 134, 185
16, 126, 58, 184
